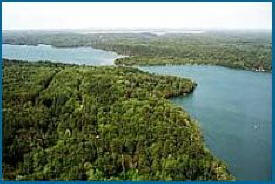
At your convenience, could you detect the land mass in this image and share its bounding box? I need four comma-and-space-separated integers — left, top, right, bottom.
3, 30, 272, 71
3, 59, 233, 180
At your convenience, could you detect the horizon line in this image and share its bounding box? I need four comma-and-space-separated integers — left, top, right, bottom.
3, 27, 272, 32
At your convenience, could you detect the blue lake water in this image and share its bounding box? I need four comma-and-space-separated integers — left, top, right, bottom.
2, 44, 121, 65
140, 65, 272, 181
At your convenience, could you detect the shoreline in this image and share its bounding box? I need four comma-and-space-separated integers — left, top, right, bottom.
2, 58, 234, 180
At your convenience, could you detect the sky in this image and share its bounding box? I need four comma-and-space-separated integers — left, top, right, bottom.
2, 2, 272, 30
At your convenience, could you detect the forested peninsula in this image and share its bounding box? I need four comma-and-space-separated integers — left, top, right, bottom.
3, 59, 234, 180
3, 30, 272, 71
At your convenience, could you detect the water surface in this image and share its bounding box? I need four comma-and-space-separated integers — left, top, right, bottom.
140, 65, 272, 181
2, 44, 121, 65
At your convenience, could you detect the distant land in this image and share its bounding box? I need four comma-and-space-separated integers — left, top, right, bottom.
3, 29, 271, 72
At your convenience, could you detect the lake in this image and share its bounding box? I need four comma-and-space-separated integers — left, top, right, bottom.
2, 44, 121, 65
140, 65, 272, 181
2, 44, 272, 181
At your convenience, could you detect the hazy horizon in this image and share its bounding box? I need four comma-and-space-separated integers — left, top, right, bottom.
3, 2, 272, 31
2, 27, 272, 32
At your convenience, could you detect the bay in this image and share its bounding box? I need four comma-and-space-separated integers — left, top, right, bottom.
140, 65, 272, 181
2, 44, 121, 65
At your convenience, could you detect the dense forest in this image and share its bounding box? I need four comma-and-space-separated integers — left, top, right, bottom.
3, 59, 233, 180
3, 30, 272, 71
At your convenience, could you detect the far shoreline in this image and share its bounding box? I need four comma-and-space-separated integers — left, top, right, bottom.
2, 43, 271, 73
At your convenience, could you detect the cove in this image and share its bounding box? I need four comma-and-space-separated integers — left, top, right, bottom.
2, 44, 121, 65
140, 65, 272, 181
